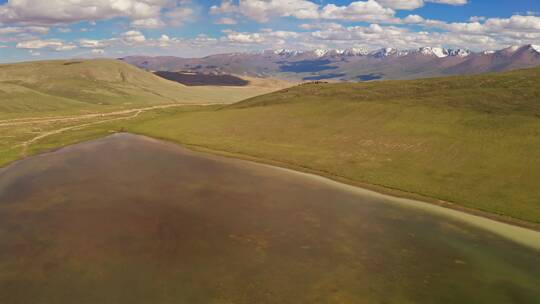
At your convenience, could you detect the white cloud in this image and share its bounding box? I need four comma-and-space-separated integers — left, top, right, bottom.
320, 0, 398, 23
211, 0, 319, 22
428, 0, 467, 5
131, 18, 166, 29
420, 15, 540, 39
0, 0, 173, 26
79, 39, 108, 48
157, 34, 173, 47
0, 26, 48, 35
225, 31, 265, 43
377, 0, 467, 10
121, 30, 146, 44
210, 0, 469, 22
16, 39, 76, 51
403, 14, 425, 23
1, 0, 538, 59
376, 0, 424, 10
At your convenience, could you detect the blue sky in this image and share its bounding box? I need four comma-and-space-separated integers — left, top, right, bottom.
0, 0, 539, 62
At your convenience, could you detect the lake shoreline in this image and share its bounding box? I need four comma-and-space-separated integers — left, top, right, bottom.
2, 131, 539, 240
124, 132, 540, 232
112, 133, 540, 252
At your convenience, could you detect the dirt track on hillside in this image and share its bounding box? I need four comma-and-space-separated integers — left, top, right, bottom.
2, 103, 224, 157
0, 103, 222, 127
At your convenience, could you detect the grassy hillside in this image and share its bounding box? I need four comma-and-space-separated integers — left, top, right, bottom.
232, 67, 540, 114
2, 66, 540, 224
0, 59, 286, 119
109, 67, 540, 224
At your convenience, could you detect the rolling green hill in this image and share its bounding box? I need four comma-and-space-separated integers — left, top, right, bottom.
0, 59, 286, 119
112, 67, 540, 224
0, 59, 291, 166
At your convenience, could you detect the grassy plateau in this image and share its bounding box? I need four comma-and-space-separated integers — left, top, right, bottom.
1, 62, 540, 225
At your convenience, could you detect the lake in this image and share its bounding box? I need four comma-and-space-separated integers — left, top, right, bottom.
0, 133, 539, 304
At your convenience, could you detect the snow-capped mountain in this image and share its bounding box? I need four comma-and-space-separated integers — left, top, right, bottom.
272, 49, 304, 56
448, 49, 471, 57
343, 48, 370, 56
300, 46, 472, 59
313, 49, 330, 57
370, 48, 407, 58
122, 45, 540, 82
416, 47, 449, 58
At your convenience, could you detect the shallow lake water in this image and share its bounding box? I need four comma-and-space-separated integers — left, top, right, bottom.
0, 133, 539, 304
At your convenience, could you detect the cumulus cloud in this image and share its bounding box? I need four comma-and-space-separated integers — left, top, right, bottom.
320, 0, 398, 23
211, 0, 319, 22
376, 0, 424, 10
377, 0, 467, 10
121, 30, 146, 44
0, 0, 197, 29
210, 0, 469, 22
0, 26, 48, 35
0, 0, 172, 25
210, 0, 400, 23
16, 39, 76, 51
419, 15, 540, 39
429, 0, 467, 5
2, 0, 538, 59
403, 14, 425, 23
79, 39, 109, 48
306, 14, 540, 50
131, 18, 166, 29
225, 31, 265, 43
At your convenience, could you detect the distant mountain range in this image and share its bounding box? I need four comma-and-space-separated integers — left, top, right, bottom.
121, 45, 540, 81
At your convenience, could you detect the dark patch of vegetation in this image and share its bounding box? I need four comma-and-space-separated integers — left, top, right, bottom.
63, 61, 82, 66
154, 71, 249, 86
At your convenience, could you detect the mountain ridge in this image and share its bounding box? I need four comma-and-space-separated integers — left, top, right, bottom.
121, 45, 540, 82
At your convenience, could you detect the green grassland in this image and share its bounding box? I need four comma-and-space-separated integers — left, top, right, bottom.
0, 59, 289, 165
0, 59, 283, 119
2, 64, 540, 225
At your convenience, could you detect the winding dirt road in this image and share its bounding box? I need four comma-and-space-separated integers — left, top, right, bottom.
0, 103, 222, 127
4, 102, 224, 157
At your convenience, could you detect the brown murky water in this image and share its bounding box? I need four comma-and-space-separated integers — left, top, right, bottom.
0, 133, 539, 304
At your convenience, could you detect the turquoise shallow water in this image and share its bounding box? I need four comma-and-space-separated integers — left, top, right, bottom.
0, 133, 539, 304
